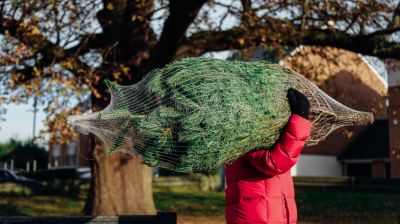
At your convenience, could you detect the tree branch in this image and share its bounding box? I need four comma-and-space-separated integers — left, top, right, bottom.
301, 30, 400, 59
0, 18, 68, 64
388, 1, 400, 29
91, 0, 157, 84
178, 18, 400, 60
300, 0, 310, 32
0, 18, 98, 84
240, 0, 254, 26
142, 0, 207, 73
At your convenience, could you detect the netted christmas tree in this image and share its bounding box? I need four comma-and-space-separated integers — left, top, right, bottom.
68, 57, 373, 173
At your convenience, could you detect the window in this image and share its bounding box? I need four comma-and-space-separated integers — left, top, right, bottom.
347, 163, 372, 177
385, 163, 391, 179
67, 142, 77, 166
53, 145, 61, 167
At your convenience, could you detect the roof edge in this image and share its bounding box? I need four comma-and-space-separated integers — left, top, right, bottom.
358, 54, 388, 89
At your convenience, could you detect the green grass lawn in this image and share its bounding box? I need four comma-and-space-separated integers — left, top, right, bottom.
296, 190, 400, 223
0, 188, 399, 224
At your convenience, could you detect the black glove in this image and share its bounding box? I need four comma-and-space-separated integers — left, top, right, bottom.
287, 88, 310, 119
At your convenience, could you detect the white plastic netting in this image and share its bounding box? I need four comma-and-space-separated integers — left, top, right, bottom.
68, 57, 373, 173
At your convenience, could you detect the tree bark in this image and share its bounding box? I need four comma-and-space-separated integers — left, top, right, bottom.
84, 140, 156, 215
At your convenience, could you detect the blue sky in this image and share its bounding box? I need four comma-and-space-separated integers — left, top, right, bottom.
0, 101, 46, 142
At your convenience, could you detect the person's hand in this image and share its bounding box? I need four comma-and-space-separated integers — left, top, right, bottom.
287, 88, 310, 119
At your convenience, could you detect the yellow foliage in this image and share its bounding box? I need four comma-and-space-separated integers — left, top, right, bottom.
261, 35, 267, 43
49, 0, 57, 6
106, 3, 114, 10
61, 60, 74, 70
10, 56, 20, 65
238, 38, 245, 46
131, 15, 144, 22
121, 66, 130, 74
33, 67, 41, 77
112, 71, 121, 80
31, 26, 41, 35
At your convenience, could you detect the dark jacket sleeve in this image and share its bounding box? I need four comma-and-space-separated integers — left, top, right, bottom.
244, 114, 312, 176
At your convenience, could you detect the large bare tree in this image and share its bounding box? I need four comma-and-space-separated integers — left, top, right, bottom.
1, 0, 399, 215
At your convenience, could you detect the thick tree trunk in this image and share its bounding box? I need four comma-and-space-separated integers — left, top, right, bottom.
84, 141, 156, 215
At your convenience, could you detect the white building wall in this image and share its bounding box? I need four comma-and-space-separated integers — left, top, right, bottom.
388, 64, 400, 87
291, 155, 342, 177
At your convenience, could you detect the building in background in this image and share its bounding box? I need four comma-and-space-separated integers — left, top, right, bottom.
48, 99, 92, 168
246, 45, 389, 178
387, 61, 400, 179
48, 134, 91, 168
338, 119, 389, 178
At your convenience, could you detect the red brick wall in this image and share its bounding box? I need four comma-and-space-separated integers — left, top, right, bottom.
388, 86, 400, 179
371, 161, 386, 178
77, 134, 91, 166
48, 137, 91, 168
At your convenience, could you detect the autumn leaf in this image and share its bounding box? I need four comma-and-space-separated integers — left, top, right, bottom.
106, 3, 114, 10
61, 60, 74, 70
31, 26, 41, 35
238, 38, 245, 46
33, 67, 41, 77
121, 66, 130, 74
49, 0, 57, 6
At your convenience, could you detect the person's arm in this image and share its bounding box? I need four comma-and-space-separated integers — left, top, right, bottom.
244, 88, 312, 176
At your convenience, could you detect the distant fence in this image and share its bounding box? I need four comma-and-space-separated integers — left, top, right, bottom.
0, 180, 84, 196
153, 174, 221, 191
294, 176, 400, 192
0, 212, 176, 224
153, 176, 201, 187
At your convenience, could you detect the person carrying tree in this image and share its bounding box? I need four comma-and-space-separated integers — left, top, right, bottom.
225, 88, 312, 224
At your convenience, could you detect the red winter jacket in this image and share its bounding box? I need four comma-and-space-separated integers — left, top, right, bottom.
225, 114, 312, 224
